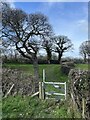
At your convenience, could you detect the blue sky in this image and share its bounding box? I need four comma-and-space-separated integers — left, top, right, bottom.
11, 2, 88, 58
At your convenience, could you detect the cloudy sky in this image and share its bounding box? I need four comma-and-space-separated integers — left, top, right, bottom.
7, 1, 88, 58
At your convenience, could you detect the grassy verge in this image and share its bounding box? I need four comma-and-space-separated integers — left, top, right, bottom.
2, 95, 72, 118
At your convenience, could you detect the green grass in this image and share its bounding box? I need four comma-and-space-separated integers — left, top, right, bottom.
75, 64, 88, 70
3, 63, 67, 82
2, 95, 72, 118
4, 63, 88, 83
3, 63, 34, 75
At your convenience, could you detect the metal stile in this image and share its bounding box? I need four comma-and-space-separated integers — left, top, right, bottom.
39, 69, 67, 100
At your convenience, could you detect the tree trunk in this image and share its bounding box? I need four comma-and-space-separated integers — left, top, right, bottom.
47, 51, 52, 64
58, 53, 62, 64
84, 53, 86, 63
47, 54, 51, 64
15, 52, 18, 62
33, 57, 39, 93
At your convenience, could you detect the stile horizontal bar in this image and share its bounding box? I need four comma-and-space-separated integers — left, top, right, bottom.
53, 93, 65, 96
46, 97, 55, 100
45, 92, 65, 96
44, 82, 66, 85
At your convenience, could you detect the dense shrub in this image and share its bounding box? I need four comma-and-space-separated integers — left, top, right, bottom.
68, 69, 90, 119
2, 68, 35, 97
61, 62, 75, 75
3, 58, 60, 64
73, 58, 84, 64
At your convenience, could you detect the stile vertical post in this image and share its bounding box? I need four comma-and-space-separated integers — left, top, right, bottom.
43, 69, 45, 82
39, 82, 42, 99
42, 69, 45, 99
65, 82, 66, 100
42, 82, 45, 99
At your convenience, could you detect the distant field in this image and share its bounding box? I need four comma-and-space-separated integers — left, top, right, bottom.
3, 63, 88, 83
75, 64, 88, 70
3, 64, 68, 82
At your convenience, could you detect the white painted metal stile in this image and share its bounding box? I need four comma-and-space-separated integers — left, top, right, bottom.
42, 69, 66, 100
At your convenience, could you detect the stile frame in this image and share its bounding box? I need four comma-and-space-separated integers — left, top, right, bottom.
39, 69, 67, 100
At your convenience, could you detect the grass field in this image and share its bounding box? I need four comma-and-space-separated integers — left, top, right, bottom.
75, 64, 88, 70
2, 63, 87, 118
4, 63, 68, 82
3, 63, 88, 82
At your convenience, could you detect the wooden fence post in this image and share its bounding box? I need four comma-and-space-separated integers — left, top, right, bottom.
39, 82, 45, 100
42, 82, 45, 100
82, 98, 85, 118
39, 82, 42, 99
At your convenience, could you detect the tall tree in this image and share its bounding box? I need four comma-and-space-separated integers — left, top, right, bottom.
42, 37, 53, 64
2, 3, 52, 92
52, 35, 73, 64
79, 41, 90, 63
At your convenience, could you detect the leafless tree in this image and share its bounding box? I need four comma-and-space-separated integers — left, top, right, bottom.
79, 41, 90, 63
2, 3, 52, 92
52, 35, 73, 64
42, 37, 53, 64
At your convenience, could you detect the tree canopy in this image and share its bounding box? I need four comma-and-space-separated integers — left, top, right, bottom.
52, 35, 73, 63
2, 3, 53, 61
79, 41, 90, 63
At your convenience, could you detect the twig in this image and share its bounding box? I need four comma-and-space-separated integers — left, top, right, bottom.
4, 84, 14, 98
31, 91, 39, 97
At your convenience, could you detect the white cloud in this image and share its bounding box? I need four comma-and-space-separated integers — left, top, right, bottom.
76, 19, 88, 33
10, 2, 15, 8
